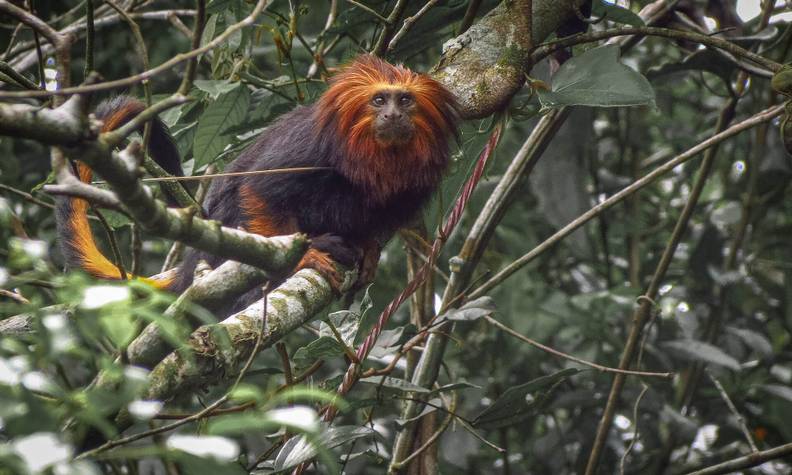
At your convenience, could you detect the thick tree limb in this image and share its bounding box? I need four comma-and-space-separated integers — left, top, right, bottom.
124, 261, 271, 369
432, 0, 586, 118
114, 267, 352, 430
0, 98, 309, 274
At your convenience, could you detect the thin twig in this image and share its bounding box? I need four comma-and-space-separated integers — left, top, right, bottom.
0, 0, 270, 99
705, 368, 758, 453
0, 60, 39, 89
83, 0, 94, 78
387, 0, 439, 53
92, 166, 334, 184
583, 98, 741, 475
483, 315, 673, 378
619, 383, 649, 475
276, 342, 294, 385
470, 104, 784, 300
343, 0, 390, 23
178, 0, 205, 95
531, 26, 781, 74
389, 392, 457, 471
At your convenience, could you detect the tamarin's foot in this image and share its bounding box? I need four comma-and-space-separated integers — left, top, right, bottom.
299, 234, 360, 293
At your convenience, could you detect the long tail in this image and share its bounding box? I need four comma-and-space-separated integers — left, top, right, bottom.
55, 96, 184, 289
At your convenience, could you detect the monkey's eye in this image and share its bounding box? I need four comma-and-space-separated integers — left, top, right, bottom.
372, 95, 386, 106
399, 95, 413, 106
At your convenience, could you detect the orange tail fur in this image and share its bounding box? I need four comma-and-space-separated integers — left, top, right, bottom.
55, 97, 183, 289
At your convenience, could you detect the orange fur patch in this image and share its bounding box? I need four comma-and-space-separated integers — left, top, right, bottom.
63, 108, 172, 290
297, 248, 343, 291
240, 185, 296, 237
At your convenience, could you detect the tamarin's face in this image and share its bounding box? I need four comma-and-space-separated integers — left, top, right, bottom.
369, 88, 416, 145
316, 54, 459, 160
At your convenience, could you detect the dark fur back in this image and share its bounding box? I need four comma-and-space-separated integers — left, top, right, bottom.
174, 105, 442, 313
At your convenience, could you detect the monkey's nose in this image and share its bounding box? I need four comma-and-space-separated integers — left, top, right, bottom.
383, 112, 403, 121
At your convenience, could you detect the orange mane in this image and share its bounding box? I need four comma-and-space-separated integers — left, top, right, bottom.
315, 55, 459, 204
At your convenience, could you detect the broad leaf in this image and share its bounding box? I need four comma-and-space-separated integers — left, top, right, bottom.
358, 376, 431, 393
292, 336, 344, 363
761, 384, 792, 403
193, 84, 250, 167
369, 324, 417, 358
428, 381, 482, 396
592, 1, 645, 27
273, 426, 373, 472
319, 310, 360, 348
726, 327, 773, 358
473, 369, 578, 430
538, 45, 655, 108
444, 296, 497, 322
194, 80, 241, 99
663, 340, 741, 371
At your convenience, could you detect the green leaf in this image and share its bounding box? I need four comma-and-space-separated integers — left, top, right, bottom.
193, 80, 242, 99
444, 296, 497, 322
761, 384, 792, 403
646, 49, 736, 86
663, 340, 741, 371
208, 413, 279, 435
192, 84, 250, 167
427, 381, 482, 396
200, 14, 218, 47
320, 310, 360, 348
538, 45, 655, 108
358, 376, 431, 393
273, 426, 373, 472
99, 311, 136, 347
292, 336, 344, 363
96, 209, 131, 229
710, 202, 742, 227
369, 324, 417, 358
726, 327, 773, 357
206, 0, 234, 14
473, 368, 577, 430
592, 1, 645, 27
272, 387, 349, 412
174, 454, 246, 475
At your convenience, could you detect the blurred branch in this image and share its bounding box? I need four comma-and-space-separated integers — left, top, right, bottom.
0, 59, 39, 89
457, 0, 483, 35
469, 104, 783, 300
0, 0, 74, 94
0, 0, 270, 99
7, 10, 196, 72
372, 0, 408, 55
684, 442, 792, 475
178, 0, 205, 95
344, 0, 389, 23
531, 26, 781, 74
83, 0, 94, 77
584, 97, 740, 475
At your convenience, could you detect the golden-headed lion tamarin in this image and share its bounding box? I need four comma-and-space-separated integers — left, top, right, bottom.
57, 54, 460, 313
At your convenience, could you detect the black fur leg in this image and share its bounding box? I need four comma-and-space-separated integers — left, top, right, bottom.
310, 234, 360, 268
